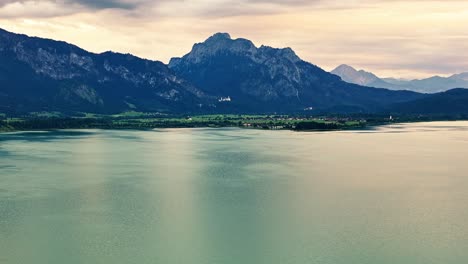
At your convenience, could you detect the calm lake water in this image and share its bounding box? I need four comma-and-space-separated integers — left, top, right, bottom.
1, 122, 468, 264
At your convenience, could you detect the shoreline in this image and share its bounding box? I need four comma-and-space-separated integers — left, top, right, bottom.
2, 114, 467, 134
0, 115, 367, 133
2, 120, 466, 134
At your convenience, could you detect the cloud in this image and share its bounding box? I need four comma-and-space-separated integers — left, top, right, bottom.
0, 0, 157, 18
70, 0, 136, 9
1, 0, 467, 19
0, 1, 76, 18
1, 0, 468, 78
0, 0, 143, 9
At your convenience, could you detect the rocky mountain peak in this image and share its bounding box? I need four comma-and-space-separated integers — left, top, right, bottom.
169, 33, 305, 68
333, 64, 358, 74
258, 45, 301, 63
207, 32, 232, 41
170, 33, 258, 65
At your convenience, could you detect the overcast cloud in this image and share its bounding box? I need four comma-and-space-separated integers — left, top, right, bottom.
0, 0, 467, 78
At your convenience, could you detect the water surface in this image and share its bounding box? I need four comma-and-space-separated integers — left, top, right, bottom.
1, 122, 468, 264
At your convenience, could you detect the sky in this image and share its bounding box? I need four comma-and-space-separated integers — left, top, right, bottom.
0, 0, 467, 79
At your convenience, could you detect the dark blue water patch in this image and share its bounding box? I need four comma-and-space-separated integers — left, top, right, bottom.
104, 134, 143, 141
201, 131, 255, 140
0, 147, 14, 160
355, 130, 411, 134
0, 165, 17, 170
0, 130, 97, 142
158, 128, 258, 141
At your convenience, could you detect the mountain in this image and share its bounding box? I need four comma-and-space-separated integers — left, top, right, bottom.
0, 29, 426, 115
331, 64, 393, 88
332, 64, 468, 93
0, 28, 213, 114
389, 88, 468, 115
169, 33, 423, 113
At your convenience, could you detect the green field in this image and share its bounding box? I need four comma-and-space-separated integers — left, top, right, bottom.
0, 113, 370, 132
3, 111, 461, 133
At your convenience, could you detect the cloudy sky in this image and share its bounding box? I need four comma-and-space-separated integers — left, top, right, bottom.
0, 0, 467, 79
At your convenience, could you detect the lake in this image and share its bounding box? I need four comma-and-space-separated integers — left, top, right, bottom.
1, 122, 468, 264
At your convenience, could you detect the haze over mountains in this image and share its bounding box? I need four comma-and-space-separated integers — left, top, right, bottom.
332, 64, 468, 93
1, 28, 467, 115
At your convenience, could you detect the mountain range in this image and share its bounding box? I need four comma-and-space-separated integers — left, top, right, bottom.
332, 64, 468, 93
168, 33, 423, 113
1, 28, 467, 115
0, 28, 215, 114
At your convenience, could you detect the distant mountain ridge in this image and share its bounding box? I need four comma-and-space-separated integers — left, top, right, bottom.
331, 64, 468, 93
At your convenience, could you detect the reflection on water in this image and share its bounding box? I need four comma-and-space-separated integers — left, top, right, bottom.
1, 122, 468, 264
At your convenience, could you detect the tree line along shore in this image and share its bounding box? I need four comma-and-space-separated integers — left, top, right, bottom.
1, 112, 466, 133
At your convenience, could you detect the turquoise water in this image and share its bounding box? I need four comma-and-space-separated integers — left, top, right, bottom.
1, 122, 468, 264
